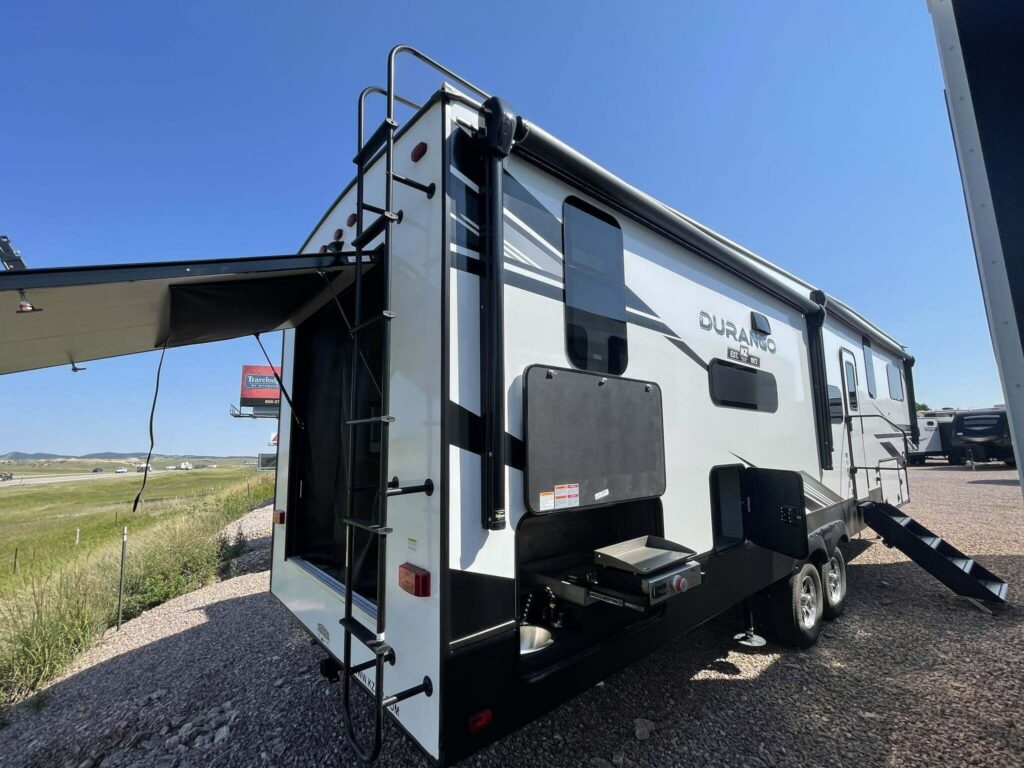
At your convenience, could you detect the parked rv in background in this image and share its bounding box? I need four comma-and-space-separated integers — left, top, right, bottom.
949, 406, 1016, 467
908, 409, 957, 464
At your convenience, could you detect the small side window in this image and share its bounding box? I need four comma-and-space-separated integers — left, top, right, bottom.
708, 359, 778, 413
844, 360, 859, 412
828, 385, 844, 423
562, 197, 627, 375
887, 364, 905, 401
862, 338, 877, 399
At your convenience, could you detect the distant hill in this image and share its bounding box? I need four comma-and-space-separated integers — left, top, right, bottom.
78, 452, 149, 460
0, 452, 251, 461
0, 452, 65, 461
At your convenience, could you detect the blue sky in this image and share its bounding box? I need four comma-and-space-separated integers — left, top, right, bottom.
0, 2, 999, 455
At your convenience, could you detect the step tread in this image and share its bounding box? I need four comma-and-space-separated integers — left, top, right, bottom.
339, 616, 391, 655
351, 210, 398, 249
861, 501, 1008, 604
353, 118, 398, 167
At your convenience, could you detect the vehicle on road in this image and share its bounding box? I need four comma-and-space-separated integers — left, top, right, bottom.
114, 467, 128, 474
0, 45, 1008, 767
0, 471, 13, 482
92, 467, 104, 473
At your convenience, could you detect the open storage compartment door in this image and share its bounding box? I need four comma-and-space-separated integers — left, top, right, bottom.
523, 364, 666, 514
0, 253, 351, 375
741, 468, 809, 560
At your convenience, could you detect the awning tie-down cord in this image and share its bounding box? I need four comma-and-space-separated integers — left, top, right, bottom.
254, 333, 305, 431
131, 338, 167, 515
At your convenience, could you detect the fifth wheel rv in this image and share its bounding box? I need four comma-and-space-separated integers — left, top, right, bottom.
0, 46, 1009, 766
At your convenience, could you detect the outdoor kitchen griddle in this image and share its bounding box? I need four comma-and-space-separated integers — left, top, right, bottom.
594, 535, 693, 574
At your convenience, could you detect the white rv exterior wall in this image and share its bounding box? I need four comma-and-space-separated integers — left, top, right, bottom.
447, 124, 913, 583
271, 101, 445, 758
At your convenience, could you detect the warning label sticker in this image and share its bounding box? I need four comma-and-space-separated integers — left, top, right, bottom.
554, 483, 580, 510
538, 491, 555, 512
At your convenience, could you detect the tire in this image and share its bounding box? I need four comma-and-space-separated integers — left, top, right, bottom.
771, 562, 823, 648
947, 451, 966, 466
820, 548, 847, 620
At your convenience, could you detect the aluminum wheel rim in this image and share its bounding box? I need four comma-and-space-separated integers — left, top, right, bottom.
826, 557, 843, 603
799, 575, 818, 629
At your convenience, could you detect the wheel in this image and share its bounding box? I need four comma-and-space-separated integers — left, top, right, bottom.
771, 562, 823, 648
947, 451, 966, 466
820, 548, 847, 620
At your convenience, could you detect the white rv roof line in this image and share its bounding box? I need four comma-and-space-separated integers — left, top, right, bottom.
511, 114, 909, 359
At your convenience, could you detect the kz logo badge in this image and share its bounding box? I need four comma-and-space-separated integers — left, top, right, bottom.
728, 347, 761, 367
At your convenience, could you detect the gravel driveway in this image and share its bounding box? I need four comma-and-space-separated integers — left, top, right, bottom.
1, 465, 1020, 767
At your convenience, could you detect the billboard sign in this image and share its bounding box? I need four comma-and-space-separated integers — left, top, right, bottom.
240, 365, 281, 407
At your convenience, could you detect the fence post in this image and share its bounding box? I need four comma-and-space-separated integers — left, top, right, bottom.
116, 527, 128, 631
12, 546, 17, 574
75, 528, 80, 547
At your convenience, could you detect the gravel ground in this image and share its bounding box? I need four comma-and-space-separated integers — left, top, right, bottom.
0, 465, 1020, 768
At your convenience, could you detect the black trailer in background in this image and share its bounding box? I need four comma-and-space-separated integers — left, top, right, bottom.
928, 0, 1024, 477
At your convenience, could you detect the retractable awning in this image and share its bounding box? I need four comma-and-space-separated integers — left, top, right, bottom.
0, 254, 352, 375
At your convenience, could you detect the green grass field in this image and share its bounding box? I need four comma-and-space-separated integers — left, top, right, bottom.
0, 470, 275, 706
0, 465, 265, 598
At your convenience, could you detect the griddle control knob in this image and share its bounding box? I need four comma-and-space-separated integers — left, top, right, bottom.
671, 574, 688, 593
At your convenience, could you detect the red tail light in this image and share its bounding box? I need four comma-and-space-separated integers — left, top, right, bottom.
346, 213, 358, 227
333, 228, 344, 241
411, 141, 428, 163
467, 709, 492, 734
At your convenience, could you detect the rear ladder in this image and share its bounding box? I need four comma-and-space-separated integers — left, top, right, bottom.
336, 45, 490, 763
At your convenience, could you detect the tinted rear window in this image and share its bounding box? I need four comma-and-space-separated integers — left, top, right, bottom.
562, 197, 627, 375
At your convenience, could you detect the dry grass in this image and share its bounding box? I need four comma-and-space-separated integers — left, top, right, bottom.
0, 476, 274, 708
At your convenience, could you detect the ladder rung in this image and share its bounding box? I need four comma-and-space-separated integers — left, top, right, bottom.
346, 415, 395, 426
381, 676, 433, 708
350, 311, 395, 336
343, 517, 393, 535
346, 657, 378, 676
351, 484, 380, 494
387, 478, 434, 497
351, 210, 399, 249
393, 173, 436, 198
339, 616, 391, 655
353, 118, 398, 167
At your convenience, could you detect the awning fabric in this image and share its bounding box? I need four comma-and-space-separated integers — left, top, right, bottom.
0, 254, 350, 375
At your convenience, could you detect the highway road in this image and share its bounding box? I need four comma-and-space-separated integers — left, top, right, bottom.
0, 469, 170, 489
